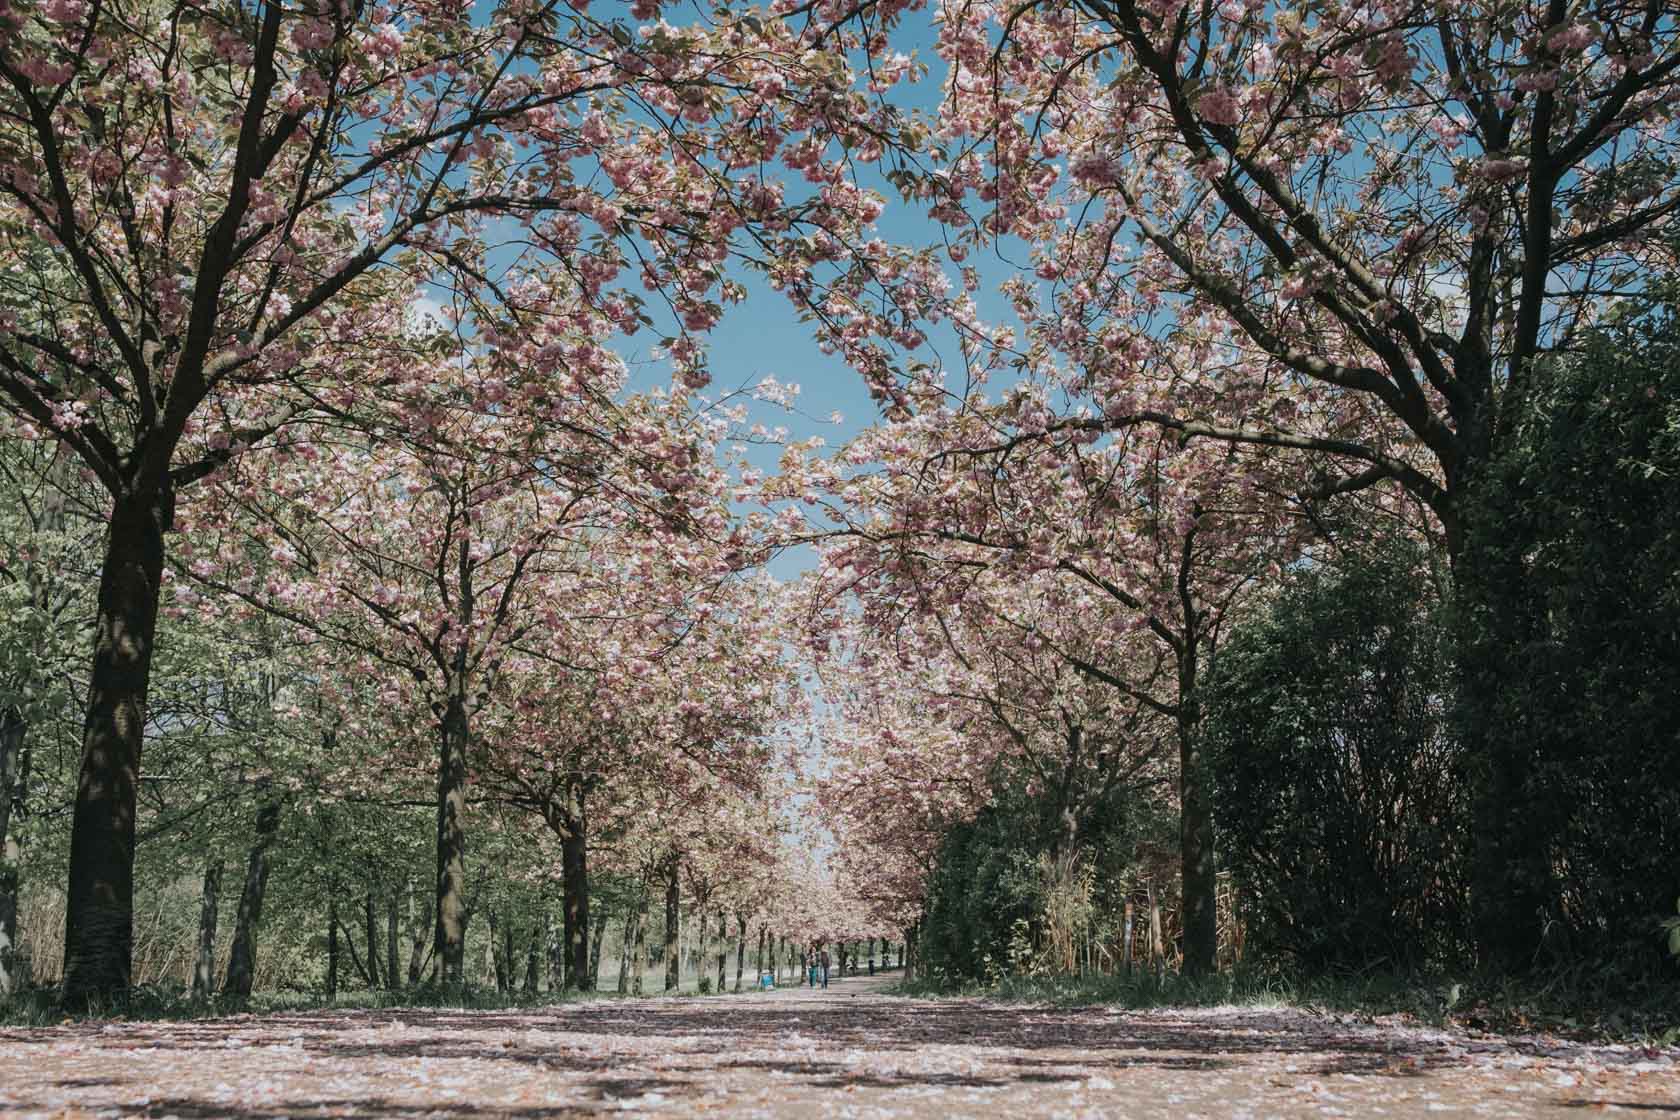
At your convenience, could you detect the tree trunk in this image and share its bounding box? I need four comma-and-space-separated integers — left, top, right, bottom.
715, 909, 726, 993
407, 888, 431, 986
386, 892, 400, 990
616, 909, 634, 994
501, 917, 515, 994
696, 907, 709, 988
524, 919, 541, 994
1177, 648, 1218, 977
62, 488, 170, 1008
588, 908, 606, 990
733, 912, 746, 993
191, 857, 223, 999
327, 894, 340, 1000
433, 692, 470, 987
663, 865, 680, 992
630, 897, 647, 996
0, 705, 28, 995
486, 908, 507, 992
556, 776, 591, 991
222, 794, 282, 999
364, 891, 382, 990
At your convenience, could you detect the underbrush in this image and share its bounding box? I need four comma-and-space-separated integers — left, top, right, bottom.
893, 965, 1680, 1046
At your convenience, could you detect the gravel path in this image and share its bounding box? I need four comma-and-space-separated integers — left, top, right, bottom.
2, 974, 1676, 1117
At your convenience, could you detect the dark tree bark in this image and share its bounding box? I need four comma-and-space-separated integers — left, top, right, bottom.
553, 774, 591, 991
222, 794, 282, 999
663, 862, 680, 992
1176, 638, 1217, 977
191, 857, 222, 999
433, 691, 470, 987
500, 915, 515, 993
0, 705, 28, 995
61, 489, 169, 1008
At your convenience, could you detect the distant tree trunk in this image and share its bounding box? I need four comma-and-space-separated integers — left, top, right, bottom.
327, 895, 340, 1001
190, 857, 222, 999
407, 889, 432, 986
0, 706, 29, 996
696, 907, 709, 988
433, 690, 470, 988
663, 864, 680, 992
386, 893, 400, 990
487, 908, 507, 992
524, 920, 541, 994
630, 898, 647, 996
502, 918, 516, 994
715, 909, 726, 992
222, 794, 282, 999
363, 891, 381, 990
548, 907, 565, 992
733, 912, 746, 992
588, 909, 607, 990
616, 909, 634, 994
338, 913, 373, 987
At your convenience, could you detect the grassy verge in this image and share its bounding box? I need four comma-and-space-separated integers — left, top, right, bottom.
0, 979, 764, 1026
891, 967, 1680, 1046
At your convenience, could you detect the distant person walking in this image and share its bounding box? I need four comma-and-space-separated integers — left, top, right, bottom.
819, 947, 831, 989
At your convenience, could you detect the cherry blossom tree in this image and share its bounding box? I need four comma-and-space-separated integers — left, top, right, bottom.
918, 0, 1680, 966
0, 0, 927, 1003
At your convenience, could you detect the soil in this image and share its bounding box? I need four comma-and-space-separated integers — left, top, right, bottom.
1, 973, 1675, 1117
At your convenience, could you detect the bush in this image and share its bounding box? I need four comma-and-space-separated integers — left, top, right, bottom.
1204, 543, 1470, 973
1456, 301, 1680, 968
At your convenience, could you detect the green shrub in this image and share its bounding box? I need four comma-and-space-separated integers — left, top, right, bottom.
1204, 543, 1470, 972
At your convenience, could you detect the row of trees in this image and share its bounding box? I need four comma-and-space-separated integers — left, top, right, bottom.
4, 0, 1679, 1001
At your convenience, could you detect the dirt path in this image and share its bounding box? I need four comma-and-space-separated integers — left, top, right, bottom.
1, 974, 1675, 1117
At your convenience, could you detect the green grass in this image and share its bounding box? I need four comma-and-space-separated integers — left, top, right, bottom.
0, 977, 768, 1026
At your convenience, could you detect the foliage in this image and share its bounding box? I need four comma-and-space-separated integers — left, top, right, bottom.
1204, 542, 1470, 973
1455, 303, 1680, 968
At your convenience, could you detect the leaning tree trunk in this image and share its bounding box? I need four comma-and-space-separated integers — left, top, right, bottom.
62, 487, 170, 1008
0, 705, 28, 995
663, 864, 680, 992
191, 857, 223, 998
222, 794, 282, 999
433, 690, 470, 987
